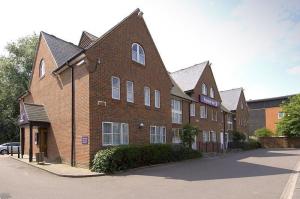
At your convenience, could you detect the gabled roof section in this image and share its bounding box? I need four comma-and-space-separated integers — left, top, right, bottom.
170, 75, 194, 101
42, 31, 83, 68
19, 102, 50, 125
170, 61, 209, 92
220, 88, 243, 111
87, 8, 140, 49
78, 31, 98, 49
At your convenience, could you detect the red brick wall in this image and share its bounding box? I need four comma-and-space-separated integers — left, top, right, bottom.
87, 11, 173, 158
259, 137, 300, 148
235, 91, 249, 135
23, 35, 72, 164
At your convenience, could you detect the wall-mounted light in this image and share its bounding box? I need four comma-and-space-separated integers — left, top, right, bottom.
139, 123, 144, 128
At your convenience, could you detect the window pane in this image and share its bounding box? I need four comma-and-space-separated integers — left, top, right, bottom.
122, 123, 129, 144
155, 90, 160, 108
127, 81, 134, 102
144, 87, 150, 106
132, 44, 138, 62
112, 77, 120, 99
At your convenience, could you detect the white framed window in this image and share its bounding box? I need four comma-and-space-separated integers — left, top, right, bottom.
210, 87, 214, 98
210, 131, 217, 142
102, 122, 129, 146
111, 76, 120, 100
227, 114, 233, 130
278, 112, 285, 119
172, 128, 182, 144
150, 126, 166, 144
171, 99, 182, 124
203, 131, 210, 142
132, 43, 145, 65
200, 106, 207, 118
155, 90, 160, 108
39, 59, 46, 78
144, 86, 150, 106
190, 103, 195, 117
126, 81, 134, 103
202, 83, 207, 95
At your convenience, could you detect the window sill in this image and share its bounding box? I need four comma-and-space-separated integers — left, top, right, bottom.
132, 60, 145, 66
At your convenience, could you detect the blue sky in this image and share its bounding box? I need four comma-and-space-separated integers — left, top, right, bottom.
0, 0, 299, 100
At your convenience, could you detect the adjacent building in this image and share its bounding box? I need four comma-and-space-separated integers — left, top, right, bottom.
247, 95, 294, 135
220, 88, 249, 135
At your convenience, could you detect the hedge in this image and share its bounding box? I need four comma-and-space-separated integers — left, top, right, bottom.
91, 144, 202, 173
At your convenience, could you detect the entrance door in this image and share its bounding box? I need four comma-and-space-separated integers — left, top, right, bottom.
39, 128, 47, 157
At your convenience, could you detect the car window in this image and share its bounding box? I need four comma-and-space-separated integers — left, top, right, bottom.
13, 143, 20, 146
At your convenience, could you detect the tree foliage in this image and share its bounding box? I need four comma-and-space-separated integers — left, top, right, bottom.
180, 124, 199, 149
277, 95, 300, 137
0, 34, 38, 143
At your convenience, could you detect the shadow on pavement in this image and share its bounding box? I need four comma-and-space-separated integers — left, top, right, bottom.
116, 149, 300, 182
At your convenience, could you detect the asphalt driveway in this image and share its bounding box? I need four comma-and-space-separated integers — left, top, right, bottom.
1, 149, 300, 199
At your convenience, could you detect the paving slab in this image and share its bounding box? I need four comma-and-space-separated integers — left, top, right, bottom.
9, 155, 104, 177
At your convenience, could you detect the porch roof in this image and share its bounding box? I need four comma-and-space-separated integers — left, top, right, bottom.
19, 103, 50, 126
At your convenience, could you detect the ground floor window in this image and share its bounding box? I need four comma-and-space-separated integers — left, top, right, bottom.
210, 131, 217, 142
172, 128, 182, 144
150, 126, 166, 144
203, 131, 210, 142
102, 122, 129, 146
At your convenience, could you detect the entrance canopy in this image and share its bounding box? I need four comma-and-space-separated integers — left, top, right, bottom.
18, 102, 50, 127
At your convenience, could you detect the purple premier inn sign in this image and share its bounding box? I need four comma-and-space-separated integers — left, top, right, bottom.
199, 95, 219, 107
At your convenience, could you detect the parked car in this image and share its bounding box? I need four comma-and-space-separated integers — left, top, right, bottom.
0, 142, 20, 155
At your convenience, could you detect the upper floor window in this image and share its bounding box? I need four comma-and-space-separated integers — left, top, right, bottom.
112, 76, 120, 100
132, 43, 145, 65
39, 59, 46, 78
155, 90, 160, 108
241, 102, 244, 109
202, 83, 207, 95
190, 103, 195, 117
126, 81, 134, 103
171, 99, 182, 124
210, 87, 214, 98
144, 86, 150, 106
200, 105, 207, 119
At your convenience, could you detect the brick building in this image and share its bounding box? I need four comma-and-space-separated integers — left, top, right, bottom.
18, 9, 248, 168
220, 88, 249, 136
247, 95, 295, 135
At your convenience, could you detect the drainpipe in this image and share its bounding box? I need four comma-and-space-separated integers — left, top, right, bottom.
68, 63, 76, 167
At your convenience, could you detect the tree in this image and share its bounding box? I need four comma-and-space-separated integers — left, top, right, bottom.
277, 94, 300, 137
0, 34, 38, 143
231, 131, 246, 142
180, 124, 199, 149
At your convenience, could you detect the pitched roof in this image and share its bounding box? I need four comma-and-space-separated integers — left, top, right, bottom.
220, 88, 243, 111
78, 31, 98, 49
170, 76, 194, 101
42, 32, 83, 68
23, 103, 50, 123
170, 61, 209, 92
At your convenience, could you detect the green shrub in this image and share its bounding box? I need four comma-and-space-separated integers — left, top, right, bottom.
231, 131, 246, 142
255, 128, 273, 137
91, 144, 202, 173
241, 140, 261, 150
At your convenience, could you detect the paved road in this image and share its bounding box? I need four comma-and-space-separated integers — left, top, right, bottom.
1, 149, 300, 199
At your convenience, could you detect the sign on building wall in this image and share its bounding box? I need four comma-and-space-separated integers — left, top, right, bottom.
199, 95, 219, 107
81, 136, 89, 145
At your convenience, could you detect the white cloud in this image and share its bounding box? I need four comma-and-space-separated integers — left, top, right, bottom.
288, 66, 300, 75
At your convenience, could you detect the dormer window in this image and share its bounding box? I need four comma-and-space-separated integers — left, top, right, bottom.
210, 87, 214, 98
39, 59, 46, 78
202, 83, 207, 95
132, 43, 145, 65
